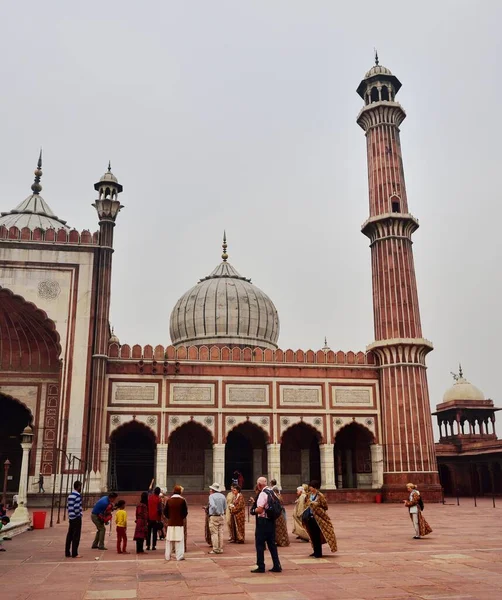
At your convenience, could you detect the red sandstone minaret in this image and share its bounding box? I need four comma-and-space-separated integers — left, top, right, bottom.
86, 164, 124, 479
357, 54, 441, 499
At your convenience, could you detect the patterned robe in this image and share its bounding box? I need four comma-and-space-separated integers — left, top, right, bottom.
405, 490, 432, 536
275, 495, 290, 547
292, 492, 309, 541
225, 491, 235, 538
133, 502, 148, 540
204, 505, 212, 546
303, 491, 337, 552
229, 492, 246, 543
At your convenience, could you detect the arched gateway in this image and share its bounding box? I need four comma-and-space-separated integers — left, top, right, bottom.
0, 394, 32, 492
109, 422, 155, 491
334, 422, 374, 489
225, 422, 268, 490
167, 422, 213, 491
281, 423, 321, 488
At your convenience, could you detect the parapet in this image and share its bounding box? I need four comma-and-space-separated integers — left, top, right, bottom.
0, 225, 99, 245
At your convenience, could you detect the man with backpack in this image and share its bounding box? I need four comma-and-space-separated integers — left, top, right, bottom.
250, 476, 282, 573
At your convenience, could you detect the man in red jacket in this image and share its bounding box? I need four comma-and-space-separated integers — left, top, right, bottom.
164, 485, 188, 561
147, 486, 162, 550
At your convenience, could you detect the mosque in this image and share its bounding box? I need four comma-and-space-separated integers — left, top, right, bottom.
1, 60, 498, 508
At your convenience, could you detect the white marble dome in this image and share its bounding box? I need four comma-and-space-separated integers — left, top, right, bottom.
443, 377, 485, 403
170, 254, 280, 350
365, 64, 393, 78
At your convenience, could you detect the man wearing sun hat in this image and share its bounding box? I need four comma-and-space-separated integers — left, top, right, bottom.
207, 483, 227, 554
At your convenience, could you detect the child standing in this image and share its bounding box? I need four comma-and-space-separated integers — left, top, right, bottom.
115, 500, 129, 554
0, 516, 10, 551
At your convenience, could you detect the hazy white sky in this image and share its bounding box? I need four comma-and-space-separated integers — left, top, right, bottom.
1, 1, 501, 425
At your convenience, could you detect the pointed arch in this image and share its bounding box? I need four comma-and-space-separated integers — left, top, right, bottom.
225, 421, 268, 489
334, 422, 374, 489
167, 421, 213, 490
280, 422, 321, 489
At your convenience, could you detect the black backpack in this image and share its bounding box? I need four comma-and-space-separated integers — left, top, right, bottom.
418, 496, 424, 511
263, 489, 282, 521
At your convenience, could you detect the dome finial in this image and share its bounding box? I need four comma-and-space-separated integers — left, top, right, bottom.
322, 336, 331, 352
450, 364, 464, 382
222, 230, 228, 262
458, 363, 463, 379
108, 160, 112, 173
31, 148, 43, 194
374, 48, 379, 66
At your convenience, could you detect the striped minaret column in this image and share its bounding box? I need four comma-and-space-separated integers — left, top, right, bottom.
357, 58, 441, 500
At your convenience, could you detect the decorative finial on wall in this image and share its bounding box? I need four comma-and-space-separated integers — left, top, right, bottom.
31, 148, 43, 194
374, 48, 379, 66
222, 230, 228, 262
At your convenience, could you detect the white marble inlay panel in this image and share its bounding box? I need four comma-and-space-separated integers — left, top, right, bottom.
280, 385, 322, 406
171, 383, 214, 405
332, 386, 372, 407
227, 385, 268, 405
112, 382, 158, 405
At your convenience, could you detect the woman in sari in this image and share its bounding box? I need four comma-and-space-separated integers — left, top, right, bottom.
228, 484, 245, 543
404, 483, 432, 539
225, 488, 235, 541
292, 484, 309, 541
133, 491, 149, 554
272, 485, 290, 547
203, 504, 212, 546
302, 480, 337, 557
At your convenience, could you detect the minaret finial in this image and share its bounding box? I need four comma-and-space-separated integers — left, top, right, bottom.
458, 363, 463, 379
108, 160, 112, 173
31, 148, 43, 194
374, 48, 379, 66
221, 231, 228, 262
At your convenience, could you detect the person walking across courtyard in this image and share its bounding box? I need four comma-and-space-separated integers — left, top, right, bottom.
404, 483, 432, 539
207, 482, 227, 554
91, 492, 117, 550
65, 480, 83, 558
146, 485, 162, 551
250, 476, 282, 573
115, 499, 129, 554
164, 485, 188, 561
302, 480, 337, 558
133, 492, 149, 553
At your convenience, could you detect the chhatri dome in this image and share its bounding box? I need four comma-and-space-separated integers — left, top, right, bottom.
0, 151, 69, 230
442, 366, 485, 403
170, 234, 280, 349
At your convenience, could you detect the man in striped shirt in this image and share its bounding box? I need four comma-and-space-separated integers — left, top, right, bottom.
65, 481, 83, 558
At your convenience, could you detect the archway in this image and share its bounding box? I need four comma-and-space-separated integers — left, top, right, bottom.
334, 423, 374, 489
225, 422, 268, 490
167, 422, 213, 491
109, 422, 155, 491
0, 394, 32, 493
438, 463, 453, 496
280, 423, 321, 489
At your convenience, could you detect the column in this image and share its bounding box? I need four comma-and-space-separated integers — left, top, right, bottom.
100, 444, 109, 491
319, 443, 336, 490
156, 443, 168, 489
300, 449, 310, 483
212, 444, 225, 490
371, 444, 384, 488
267, 443, 281, 488
253, 449, 263, 485
204, 448, 213, 488
11, 441, 32, 523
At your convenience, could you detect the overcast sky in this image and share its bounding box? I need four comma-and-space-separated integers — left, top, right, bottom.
1, 1, 501, 429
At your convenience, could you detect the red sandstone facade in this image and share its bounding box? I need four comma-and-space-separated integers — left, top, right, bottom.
0, 61, 443, 502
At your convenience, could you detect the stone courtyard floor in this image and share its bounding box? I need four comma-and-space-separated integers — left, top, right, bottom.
1, 498, 501, 600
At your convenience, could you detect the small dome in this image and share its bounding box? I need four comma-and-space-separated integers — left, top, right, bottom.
170, 242, 279, 349
365, 64, 393, 78
443, 377, 485, 403
109, 327, 120, 345
99, 171, 118, 184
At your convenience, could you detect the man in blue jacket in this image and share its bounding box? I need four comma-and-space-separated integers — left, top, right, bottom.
91, 492, 118, 550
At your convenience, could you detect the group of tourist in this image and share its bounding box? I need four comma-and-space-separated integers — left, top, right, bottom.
62, 477, 431, 569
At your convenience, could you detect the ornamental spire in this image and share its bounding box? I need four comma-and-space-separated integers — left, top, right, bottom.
222, 230, 228, 261
31, 149, 43, 194
374, 48, 379, 66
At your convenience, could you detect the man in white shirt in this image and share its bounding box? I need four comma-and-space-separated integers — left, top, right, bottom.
250, 476, 282, 573
207, 483, 227, 554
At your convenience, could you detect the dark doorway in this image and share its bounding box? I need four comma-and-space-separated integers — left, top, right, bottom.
334, 423, 374, 489
281, 423, 321, 489
0, 394, 32, 493
167, 422, 213, 490
225, 422, 268, 490
109, 422, 155, 491
438, 463, 453, 496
